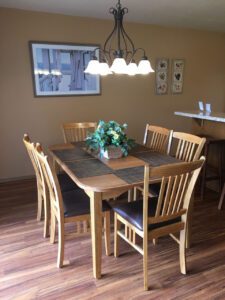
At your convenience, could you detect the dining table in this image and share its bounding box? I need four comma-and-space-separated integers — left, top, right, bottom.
48, 141, 182, 279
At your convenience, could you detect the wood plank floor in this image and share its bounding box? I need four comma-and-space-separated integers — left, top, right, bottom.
0, 179, 225, 300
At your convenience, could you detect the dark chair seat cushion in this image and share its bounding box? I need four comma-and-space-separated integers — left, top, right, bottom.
63, 189, 111, 218
137, 183, 160, 197
149, 183, 160, 197
112, 198, 180, 231
57, 173, 79, 193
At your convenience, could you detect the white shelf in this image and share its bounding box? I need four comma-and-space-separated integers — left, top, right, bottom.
174, 110, 225, 123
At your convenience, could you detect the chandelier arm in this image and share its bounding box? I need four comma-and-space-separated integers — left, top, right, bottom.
98, 49, 110, 64
119, 20, 129, 60
107, 23, 118, 63
108, 48, 117, 63
130, 48, 146, 60
103, 8, 117, 54
91, 47, 101, 59
120, 21, 135, 57
125, 51, 134, 63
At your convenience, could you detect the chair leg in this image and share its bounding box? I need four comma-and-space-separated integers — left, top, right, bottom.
133, 187, 138, 201
104, 211, 111, 256
43, 194, 50, 238
152, 238, 158, 245
128, 189, 133, 202
179, 228, 187, 275
114, 213, 120, 257
57, 219, 65, 268
218, 183, 225, 210
186, 194, 194, 249
50, 212, 56, 244
37, 189, 43, 221
200, 144, 208, 201
218, 146, 223, 193
143, 235, 148, 291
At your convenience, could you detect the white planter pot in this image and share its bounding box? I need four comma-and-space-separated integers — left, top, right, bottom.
100, 146, 123, 159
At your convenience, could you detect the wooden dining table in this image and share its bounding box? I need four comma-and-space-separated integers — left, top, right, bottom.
48, 142, 181, 279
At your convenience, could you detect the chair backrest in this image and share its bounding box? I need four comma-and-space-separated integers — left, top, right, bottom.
23, 134, 43, 187
35, 144, 64, 220
172, 132, 206, 162
142, 157, 205, 233
143, 124, 173, 155
62, 122, 97, 143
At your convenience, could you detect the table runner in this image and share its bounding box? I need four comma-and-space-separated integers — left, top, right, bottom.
65, 159, 113, 178
52, 147, 92, 161
132, 151, 180, 166
52, 142, 181, 184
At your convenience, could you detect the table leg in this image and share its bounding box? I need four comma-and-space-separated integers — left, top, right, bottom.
89, 191, 102, 279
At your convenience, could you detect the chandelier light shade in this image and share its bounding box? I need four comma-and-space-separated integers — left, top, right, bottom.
84, 0, 154, 76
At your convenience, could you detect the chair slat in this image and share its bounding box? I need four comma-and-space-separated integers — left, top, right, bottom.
167, 175, 180, 215
162, 176, 174, 215
155, 177, 167, 217
177, 173, 190, 212
172, 174, 185, 214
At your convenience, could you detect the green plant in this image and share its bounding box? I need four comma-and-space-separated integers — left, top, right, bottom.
86, 120, 135, 156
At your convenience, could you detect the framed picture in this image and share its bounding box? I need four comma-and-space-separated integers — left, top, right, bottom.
171, 59, 185, 94
29, 42, 101, 97
155, 58, 169, 95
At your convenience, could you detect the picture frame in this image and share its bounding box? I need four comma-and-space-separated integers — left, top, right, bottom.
29, 41, 101, 97
155, 58, 169, 95
171, 59, 185, 94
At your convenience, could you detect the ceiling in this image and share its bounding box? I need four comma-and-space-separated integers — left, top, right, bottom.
1, 0, 225, 32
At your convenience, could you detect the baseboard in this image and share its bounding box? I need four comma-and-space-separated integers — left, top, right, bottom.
0, 175, 35, 184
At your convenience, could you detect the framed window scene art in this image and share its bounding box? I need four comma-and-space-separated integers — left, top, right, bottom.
29, 42, 101, 97
171, 59, 185, 94
155, 58, 169, 95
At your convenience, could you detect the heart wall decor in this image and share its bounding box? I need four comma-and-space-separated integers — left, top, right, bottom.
171, 59, 185, 94
155, 58, 169, 95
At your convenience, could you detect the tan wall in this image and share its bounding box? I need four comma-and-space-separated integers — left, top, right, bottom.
0, 7, 225, 180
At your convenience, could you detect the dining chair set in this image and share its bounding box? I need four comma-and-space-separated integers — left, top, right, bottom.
23, 122, 206, 291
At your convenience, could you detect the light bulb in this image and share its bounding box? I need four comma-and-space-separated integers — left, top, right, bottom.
99, 62, 112, 76
84, 59, 101, 75
137, 58, 154, 75
110, 58, 128, 74
127, 61, 138, 76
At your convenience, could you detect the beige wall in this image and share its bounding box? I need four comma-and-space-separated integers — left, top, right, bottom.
0, 8, 225, 180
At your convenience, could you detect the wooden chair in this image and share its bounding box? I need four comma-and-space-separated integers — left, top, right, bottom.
113, 157, 205, 291
143, 124, 173, 155
171, 132, 206, 162
62, 122, 97, 143
35, 144, 111, 268
23, 134, 50, 238
23, 134, 78, 238
133, 125, 173, 201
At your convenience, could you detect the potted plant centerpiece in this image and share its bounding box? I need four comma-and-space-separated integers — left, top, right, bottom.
86, 120, 135, 159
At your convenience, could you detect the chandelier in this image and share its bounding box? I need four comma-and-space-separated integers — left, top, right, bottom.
84, 0, 154, 76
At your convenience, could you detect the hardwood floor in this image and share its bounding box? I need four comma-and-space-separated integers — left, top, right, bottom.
1, 179, 225, 299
